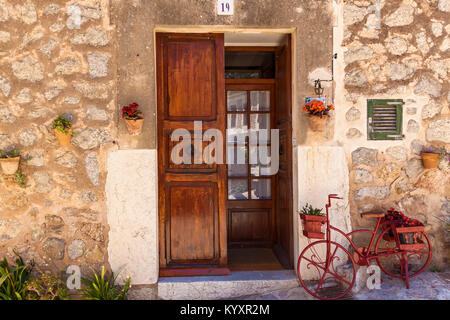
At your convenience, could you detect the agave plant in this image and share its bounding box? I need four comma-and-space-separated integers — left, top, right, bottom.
0, 256, 34, 300
80, 266, 131, 300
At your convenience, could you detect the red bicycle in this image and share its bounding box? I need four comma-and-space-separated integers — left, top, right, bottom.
297, 194, 432, 300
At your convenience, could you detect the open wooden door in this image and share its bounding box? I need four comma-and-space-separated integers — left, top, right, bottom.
156, 33, 227, 276
274, 35, 293, 268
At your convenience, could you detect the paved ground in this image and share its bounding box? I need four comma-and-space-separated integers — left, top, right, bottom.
232, 272, 450, 300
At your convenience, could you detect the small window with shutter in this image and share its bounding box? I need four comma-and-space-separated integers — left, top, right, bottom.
367, 99, 404, 140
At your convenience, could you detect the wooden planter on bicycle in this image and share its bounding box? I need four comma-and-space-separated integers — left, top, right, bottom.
300, 214, 327, 239
395, 225, 425, 250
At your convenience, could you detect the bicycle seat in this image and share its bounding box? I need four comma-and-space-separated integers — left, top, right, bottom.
361, 211, 385, 219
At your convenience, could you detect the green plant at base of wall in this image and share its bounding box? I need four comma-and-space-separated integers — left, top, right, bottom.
25, 272, 69, 300
0, 255, 34, 300
81, 266, 131, 300
430, 266, 441, 273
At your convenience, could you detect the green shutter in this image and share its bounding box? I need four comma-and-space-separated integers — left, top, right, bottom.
367, 99, 404, 140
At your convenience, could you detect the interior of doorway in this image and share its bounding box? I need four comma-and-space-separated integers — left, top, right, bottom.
224, 33, 292, 271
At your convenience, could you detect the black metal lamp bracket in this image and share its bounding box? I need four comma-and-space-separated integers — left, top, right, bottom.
314, 53, 338, 96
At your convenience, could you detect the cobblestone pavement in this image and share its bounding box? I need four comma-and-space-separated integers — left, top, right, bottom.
232, 272, 450, 300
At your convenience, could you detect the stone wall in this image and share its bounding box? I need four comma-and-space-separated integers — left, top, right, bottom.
0, 0, 116, 275
335, 0, 449, 266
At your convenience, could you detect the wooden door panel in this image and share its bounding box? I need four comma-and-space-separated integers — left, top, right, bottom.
167, 182, 218, 263
157, 33, 226, 272
228, 209, 271, 245
165, 38, 217, 120
165, 129, 217, 172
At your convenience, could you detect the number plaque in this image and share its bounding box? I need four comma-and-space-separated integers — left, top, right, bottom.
217, 0, 234, 15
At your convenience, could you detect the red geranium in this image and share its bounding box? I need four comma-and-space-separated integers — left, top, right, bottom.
302, 99, 334, 117
122, 102, 143, 120
384, 209, 422, 228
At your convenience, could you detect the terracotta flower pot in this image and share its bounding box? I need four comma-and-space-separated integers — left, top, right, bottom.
54, 128, 72, 145
300, 214, 327, 239
308, 114, 328, 132
421, 152, 439, 169
125, 118, 144, 136
0, 157, 20, 175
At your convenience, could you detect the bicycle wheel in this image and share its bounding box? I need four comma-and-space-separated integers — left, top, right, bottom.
375, 227, 432, 279
297, 240, 356, 300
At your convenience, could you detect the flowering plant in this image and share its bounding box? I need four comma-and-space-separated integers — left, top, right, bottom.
302, 99, 334, 117
384, 208, 423, 228
122, 102, 143, 120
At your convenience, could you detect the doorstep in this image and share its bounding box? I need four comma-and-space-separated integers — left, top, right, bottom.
157, 270, 299, 300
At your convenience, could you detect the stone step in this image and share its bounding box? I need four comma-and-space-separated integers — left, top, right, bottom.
157, 270, 300, 300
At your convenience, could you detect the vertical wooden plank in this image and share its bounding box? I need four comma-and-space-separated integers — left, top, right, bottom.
274, 35, 294, 268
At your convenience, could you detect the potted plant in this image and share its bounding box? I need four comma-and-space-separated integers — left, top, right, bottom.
0, 149, 21, 175
302, 98, 334, 132
383, 208, 425, 250
299, 203, 327, 239
53, 115, 74, 145
122, 102, 144, 136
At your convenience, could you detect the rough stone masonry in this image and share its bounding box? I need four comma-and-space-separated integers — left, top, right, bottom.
0, 0, 116, 274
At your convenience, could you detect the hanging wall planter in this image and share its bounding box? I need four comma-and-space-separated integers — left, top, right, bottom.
53, 115, 74, 146
0, 149, 21, 175
308, 114, 328, 132
54, 128, 73, 145
421, 152, 439, 169
124, 118, 144, 136
122, 102, 144, 136
302, 97, 334, 132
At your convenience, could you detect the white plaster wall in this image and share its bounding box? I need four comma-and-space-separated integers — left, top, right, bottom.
294, 146, 352, 279
106, 150, 158, 285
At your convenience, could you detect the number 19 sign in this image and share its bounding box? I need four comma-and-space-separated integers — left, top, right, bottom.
217, 0, 234, 15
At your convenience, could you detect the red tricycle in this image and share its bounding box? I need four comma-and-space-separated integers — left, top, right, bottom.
297, 194, 432, 300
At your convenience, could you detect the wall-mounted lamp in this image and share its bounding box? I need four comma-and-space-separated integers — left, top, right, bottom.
313, 53, 338, 97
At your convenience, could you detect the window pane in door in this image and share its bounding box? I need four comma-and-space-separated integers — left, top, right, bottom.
250, 114, 270, 144
227, 114, 248, 144
250, 91, 270, 111
251, 179, 271, 199
228, 179, 249, 200
251, 164, 271, 176
227, 145, 248, 177
227, 91, 247, 111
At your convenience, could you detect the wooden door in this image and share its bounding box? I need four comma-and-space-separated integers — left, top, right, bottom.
274, 36, 293, 268
156, 33, 227, 274
226, 80, 276, 248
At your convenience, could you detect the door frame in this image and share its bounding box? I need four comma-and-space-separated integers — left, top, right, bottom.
154, 27, 296, 275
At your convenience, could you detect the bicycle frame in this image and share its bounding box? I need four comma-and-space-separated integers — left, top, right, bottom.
324, 195, 399, 265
